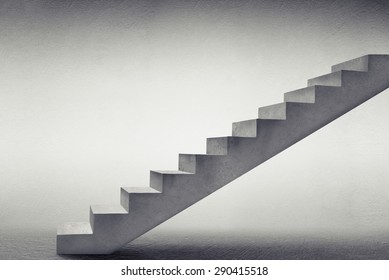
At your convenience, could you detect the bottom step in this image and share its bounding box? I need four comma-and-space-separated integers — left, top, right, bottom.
57, 222, 92, 235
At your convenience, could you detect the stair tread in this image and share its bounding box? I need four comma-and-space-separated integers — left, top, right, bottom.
121, 187, 160, 193
180, 153, 226, 157
91, 204, 128, 214
285, 85, 314, 93
258, 102, 286, 110
57, 222, 92, 235
207, 135, 255, 139
151, 170, 193, 175
323, 69, 364, 74
259, 102, 284, 107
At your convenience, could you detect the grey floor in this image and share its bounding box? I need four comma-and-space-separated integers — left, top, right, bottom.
1, 228, 389, 260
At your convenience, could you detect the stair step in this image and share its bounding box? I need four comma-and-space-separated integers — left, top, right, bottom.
120, 187, 162, 212
90, 204, 128, 230
207, 136, 252, 155
284, 85, 341, 103
307, 70, 367, 87
121, 187, 160, 194
308, 71, 343, 86
284, 86, 316, 103
120, 187, 161, 212
258, 103, 286, 120
178, 154, 197, 173
331, 55, 369, 72
207, 137, 230, 155
179, 154, 226, 173
232, 119, 258, 137
150, 170, 193, 191
57, 222, 93, 235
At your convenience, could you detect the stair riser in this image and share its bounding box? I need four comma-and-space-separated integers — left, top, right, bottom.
207, 137, 255, 156
120, 188, 130, 212
258, 103, 286, 120
57, 235, 99, 255
90, 213, 128, 233
232, 119, 258, 137
178, 154, 197, 173
120, 191, 164, 215
149, 171, 164, 191
206, 137, 229, 155
179, 154, 228, 174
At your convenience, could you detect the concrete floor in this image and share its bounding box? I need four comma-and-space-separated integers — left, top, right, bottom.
2, 228, 389, 260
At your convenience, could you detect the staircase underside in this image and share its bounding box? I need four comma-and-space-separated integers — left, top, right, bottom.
57, 54, 389, 254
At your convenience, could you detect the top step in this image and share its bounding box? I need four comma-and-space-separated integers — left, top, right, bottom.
331, 55, 369, 72
331, 54, 389, 73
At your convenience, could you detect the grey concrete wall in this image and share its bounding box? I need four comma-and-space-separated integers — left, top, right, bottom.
1, 0, 389, 240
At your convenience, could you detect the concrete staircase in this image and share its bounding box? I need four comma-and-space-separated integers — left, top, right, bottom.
57, 55, 389, 254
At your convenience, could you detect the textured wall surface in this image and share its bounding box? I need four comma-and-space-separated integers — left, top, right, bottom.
0, 0, 389, 243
